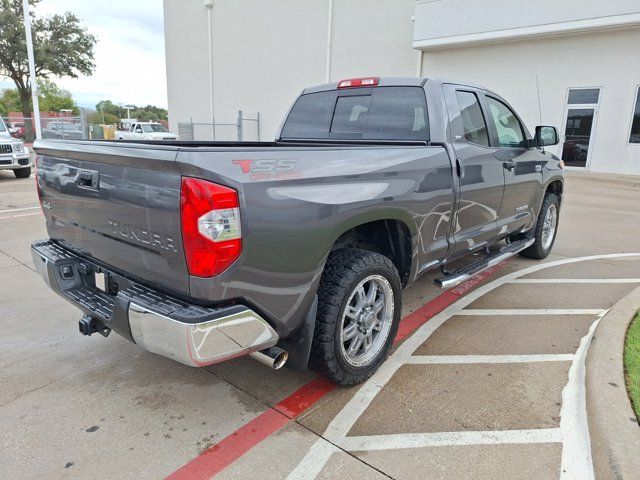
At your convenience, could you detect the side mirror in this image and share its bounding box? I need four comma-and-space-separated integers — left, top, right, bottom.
534, 125, 559, 147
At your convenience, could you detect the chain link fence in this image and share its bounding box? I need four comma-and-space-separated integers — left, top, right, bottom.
4, 109, 261, 143
178, 111, 261, 141
2, 114, 90, 142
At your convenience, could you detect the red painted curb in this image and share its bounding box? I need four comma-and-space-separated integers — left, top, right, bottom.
165, 378, 336, 480
165, 261, 508, 479
394, 261, 507, 344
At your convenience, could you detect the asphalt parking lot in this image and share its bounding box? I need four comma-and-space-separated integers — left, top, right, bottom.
1, 170, 639, 479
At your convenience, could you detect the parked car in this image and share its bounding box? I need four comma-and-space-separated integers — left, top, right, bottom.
562, 137, 589, 166
8, 121, 26, 139
32, 77, 563, 385
114, 121, 178, 141
0, 117, 31, 178
42, 121, 84, 140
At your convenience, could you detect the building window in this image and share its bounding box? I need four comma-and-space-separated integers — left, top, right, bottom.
561, 87, 601, 169
630, 87, 640, 144
567, 88, 600, 105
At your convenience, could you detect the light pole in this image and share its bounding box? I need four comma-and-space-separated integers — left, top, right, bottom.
123, 105, 134, 119
22, 0, 41, 139
325, 0, 334, 83
204, 0, 216, 140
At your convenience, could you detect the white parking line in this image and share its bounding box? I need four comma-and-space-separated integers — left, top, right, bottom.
338, 428, 564, 451
457, 308, 607, 316
286, 438, 341, 480
510, 278, 640, 284
287, 253, 640, 480
406, 354, 574, 364
0, 206, 39, 214
0, 212, 41, 221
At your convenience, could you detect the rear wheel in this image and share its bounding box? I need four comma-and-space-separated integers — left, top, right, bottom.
14, 167, 31, 179
520, 193, 559, 259
309, 249, 402, 385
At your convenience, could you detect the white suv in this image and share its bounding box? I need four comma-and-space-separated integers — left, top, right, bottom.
0, 117, 31, 178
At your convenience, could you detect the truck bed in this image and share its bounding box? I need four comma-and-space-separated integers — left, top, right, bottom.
34, 138, 453, 335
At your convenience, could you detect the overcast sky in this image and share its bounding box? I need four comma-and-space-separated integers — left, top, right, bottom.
0, 0, 167, 109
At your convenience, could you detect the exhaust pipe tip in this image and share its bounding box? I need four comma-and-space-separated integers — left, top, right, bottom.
249, 347, 288, 370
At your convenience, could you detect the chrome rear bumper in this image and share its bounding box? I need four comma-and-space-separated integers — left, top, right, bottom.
128, 303, 278, 367
31, 240, 278, 367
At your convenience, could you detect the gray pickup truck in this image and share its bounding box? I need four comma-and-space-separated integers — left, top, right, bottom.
32, 77, 563, 385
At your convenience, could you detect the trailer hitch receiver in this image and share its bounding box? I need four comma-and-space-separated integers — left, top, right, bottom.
79, 315, 111, 337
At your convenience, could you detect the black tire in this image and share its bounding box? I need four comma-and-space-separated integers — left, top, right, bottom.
14, 167, 31, 179
520, 193, 560, 259
309, 248, 402, 385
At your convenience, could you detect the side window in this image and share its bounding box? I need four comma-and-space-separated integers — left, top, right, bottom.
455, 91, 489, 146
484, 96, 526, 148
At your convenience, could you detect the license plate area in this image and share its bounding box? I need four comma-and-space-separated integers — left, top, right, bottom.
94, 271, 107, 293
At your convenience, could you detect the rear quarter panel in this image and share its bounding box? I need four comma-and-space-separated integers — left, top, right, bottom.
177, 145, 454, 336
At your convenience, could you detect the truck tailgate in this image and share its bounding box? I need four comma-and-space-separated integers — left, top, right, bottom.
34, 141, 191, 296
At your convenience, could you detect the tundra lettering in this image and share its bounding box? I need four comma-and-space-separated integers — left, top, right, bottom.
107, 219, 178, 253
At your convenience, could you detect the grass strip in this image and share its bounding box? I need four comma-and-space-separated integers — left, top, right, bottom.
624, 313, 640, 420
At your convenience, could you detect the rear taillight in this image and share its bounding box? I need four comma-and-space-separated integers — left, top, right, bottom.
180, 177, 242, 277
337, 77, 379, 88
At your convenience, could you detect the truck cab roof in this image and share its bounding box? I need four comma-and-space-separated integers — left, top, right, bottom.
303, 76, 503, 97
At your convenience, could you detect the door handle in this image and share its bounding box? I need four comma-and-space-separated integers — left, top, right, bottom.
503, 160, 516, 171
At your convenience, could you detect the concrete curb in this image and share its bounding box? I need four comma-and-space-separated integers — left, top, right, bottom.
586, 286, 640, 480
566, 171, 640, 190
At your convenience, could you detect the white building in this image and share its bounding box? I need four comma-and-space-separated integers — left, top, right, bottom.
163, 0, 640, 175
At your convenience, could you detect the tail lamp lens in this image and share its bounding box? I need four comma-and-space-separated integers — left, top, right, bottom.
180, 177, 242, 277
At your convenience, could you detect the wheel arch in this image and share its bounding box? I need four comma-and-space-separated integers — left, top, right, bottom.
545, 179, 564, 202
328, 212, 416, 288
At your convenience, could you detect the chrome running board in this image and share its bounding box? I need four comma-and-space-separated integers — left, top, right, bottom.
434, 238, 535, 289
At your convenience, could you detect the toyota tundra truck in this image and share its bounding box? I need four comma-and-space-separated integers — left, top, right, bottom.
31, 77, 563, 385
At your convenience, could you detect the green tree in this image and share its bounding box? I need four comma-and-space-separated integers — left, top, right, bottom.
131, 104, 168, 122
88, 111, 118, 125
37, 78, 78, 113
0, 80, 78, 116
93, 100, 168, 122
0, 87, 21, 115
95, 99, 121, 118
0, 0, 96, 120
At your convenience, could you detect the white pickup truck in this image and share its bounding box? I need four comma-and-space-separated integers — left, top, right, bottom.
114, 121, 178, 141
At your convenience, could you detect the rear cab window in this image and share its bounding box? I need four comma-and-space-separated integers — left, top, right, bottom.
281, 86, 429, 141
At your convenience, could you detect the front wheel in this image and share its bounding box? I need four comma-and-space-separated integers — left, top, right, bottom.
309, 249, 402, 385
520, 193, 560, 259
